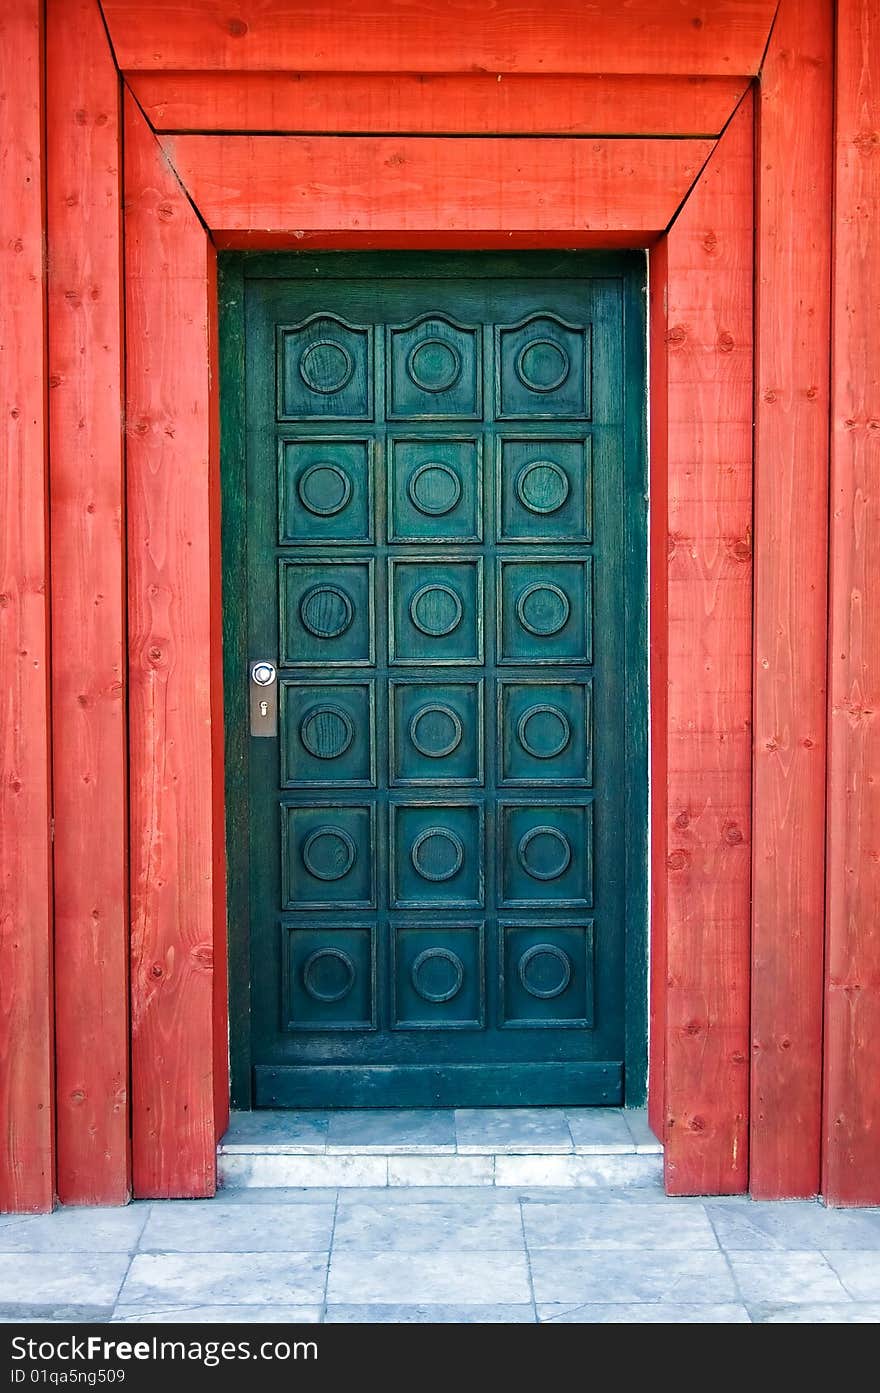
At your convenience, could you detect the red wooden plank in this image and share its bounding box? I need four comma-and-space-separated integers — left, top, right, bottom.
0, 0, 54, 1215
824, 0, 880, 1208
662, 93, 754, 1195
648, 238, 669, 1144
130, 71, 749, 137
100, 1, 777, 76
159, 134, 715, 239
212, 231, 658, 252
46, 0, 130, 1208
750, 0, 832, 1201
124, 89, 225, 1197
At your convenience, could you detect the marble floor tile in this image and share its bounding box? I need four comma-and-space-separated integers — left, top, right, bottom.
218, 1154, 387, 1188
139, 1201, 335, 1252
112, 1305, 321, 1324
707, 1200, 880, 1251
220, 1110, 329, 1153
387, 1156, 494, 1186
623, 1110, 663, 1153
333, 1198, 523, 1251
494, 1154, 661, 1188
726, 1251, 852, 1304
325, 1304, 536, 1323
0, 1255, 130, 1306
823, 1251, 880, 1300
326, 1110, 456, 1154
120, 1252, 328, 1307
0, 1206, 147, 1253
326, 1249, 531, 1304
751, 1302, 880, 1323
564, 1109, 634, 1153
528, 1249, 737, 1305
523, 1200, 717, 1250
454, 1108, 572, 1154
538, 1302, 750, 1323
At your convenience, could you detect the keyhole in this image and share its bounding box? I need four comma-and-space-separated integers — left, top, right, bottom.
260, 700, 269, 717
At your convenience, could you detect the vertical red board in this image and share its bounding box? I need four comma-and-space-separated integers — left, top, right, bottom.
663, 95, 754, 1194
750, 0, 833, 1201
648, 238, 669, 1142
0, 0, 54, 1214
124, 90, 221, 1197
824, 0, 880, 1208
46, 0, 130, 1206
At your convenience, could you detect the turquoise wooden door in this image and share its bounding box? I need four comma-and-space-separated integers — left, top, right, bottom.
240, 253, 644, 1107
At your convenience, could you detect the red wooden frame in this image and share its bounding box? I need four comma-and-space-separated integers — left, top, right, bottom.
5, 0, 878, 1210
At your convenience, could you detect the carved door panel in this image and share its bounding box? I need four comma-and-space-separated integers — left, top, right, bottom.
244, 253, 640, 1106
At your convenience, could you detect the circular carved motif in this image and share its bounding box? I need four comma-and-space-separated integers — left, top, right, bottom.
299, 704, 355, 761
516, 582, 570, 637
302, 947, 356, 1003
518, 943, 572, 999
409, 703, 463, 759
515, 459, 570, 515
297, 462, 353, 516
517, 703, 572, 760
406, 338, 462, 393
407, 462, 462, 516
515, 338, 571, 393
517, 824, 572, 881
302, 826, 357, 881
298, 339, 355, 394
299, 584, 354, 639
409, 583, 463, 638
410, 827, 465, 882
410, 947, 465, 1004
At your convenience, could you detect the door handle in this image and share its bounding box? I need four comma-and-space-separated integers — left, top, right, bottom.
250, 660, 278, 737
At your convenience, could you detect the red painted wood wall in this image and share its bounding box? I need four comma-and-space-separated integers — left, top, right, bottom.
1, 0, 879, 1211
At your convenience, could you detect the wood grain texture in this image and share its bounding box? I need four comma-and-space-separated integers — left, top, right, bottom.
130, 71, 748, 137
0, 0, 54, 1214
750, 0, 832, 1202
648, 238, 669, 1143
159, 134, 715, 239
824, 0, 880, 1208
46, 0, 130, 1208
662, 94, 753, 1195
100, 1, 777, 75
124, 89, 223, 1198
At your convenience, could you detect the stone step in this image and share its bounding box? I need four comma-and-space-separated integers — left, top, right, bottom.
218, 1107, 663, 1190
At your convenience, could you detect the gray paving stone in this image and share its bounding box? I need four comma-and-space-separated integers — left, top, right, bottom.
112, 1305, 321, 1324
538, 1302, 750, 1323
327, 1250, 531, 1304
623, 1110, 663, 1153
326, 1109, 456, 1154
523, 1200, 718, 1250
214, 1187, 339, 1204
565, 1109, 634, 1153
726, 1251, 852, 1304
455, 1108, 572, 1154
528, 1249, 737, 1304
0, 1255, 130, 1306
707, 1200, 880, 1251
220, 1110, 329, 1153
333, 1198, 523, 1251
0, 1306, 113, 1323
824, 1251, 880, 1300
336, 1186, 503, 1205
326, 1304, 536, 1323
751, 1302, 880, 1323
0, 1206, 147, 1253
139, 1201, 335, 1252
518, 1185, 670, 1204
121, 1252, 327, 1307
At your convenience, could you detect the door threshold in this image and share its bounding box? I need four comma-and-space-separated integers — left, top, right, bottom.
218, 1106, 662, 1189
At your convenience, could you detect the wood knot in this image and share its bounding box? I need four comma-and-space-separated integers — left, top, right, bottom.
75, 109, 88, 126
227, 17, 249, 37
150, 962, 164, 979
853, 129, 879, 155
148, 646, 162, 662
667, 848, 690, 872
674, 810, 690, 830
763, 389, 777, 403
730, 1051, 748, 1065
687, 1115, 706, 1131
12, 238, 23, 253
723, 821, 744, 846
49, 373, 63, 388
703, 230, 718, 253
191, 944, 214, 970
729, 536, 751, 562
157, 202, 174, 222
684, 1021, 703, 1038
667, 324, 687, 347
